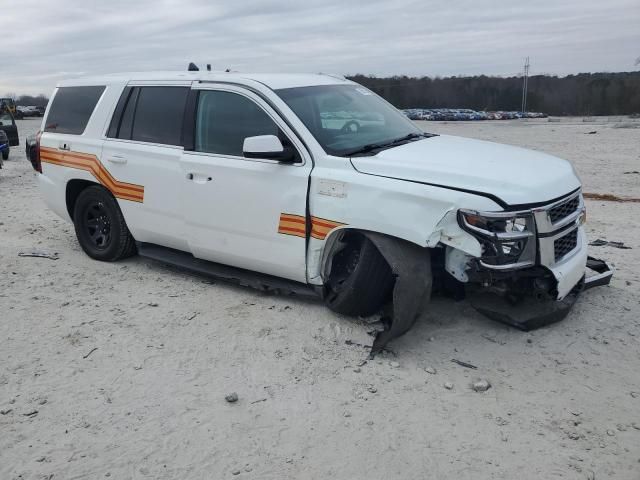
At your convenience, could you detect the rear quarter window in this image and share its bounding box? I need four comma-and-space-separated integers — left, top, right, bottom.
44, 86, 106, 135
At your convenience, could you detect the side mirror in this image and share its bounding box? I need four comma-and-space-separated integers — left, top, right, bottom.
243, 135, 296, 163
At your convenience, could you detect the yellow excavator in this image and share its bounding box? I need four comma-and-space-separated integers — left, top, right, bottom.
0, 97, 17, 116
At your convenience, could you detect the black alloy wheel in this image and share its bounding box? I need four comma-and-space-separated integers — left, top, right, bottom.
84, 201, 112, 250
73, 185, 136, 261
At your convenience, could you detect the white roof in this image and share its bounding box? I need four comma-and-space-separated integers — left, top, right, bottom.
57, 71, 353, 90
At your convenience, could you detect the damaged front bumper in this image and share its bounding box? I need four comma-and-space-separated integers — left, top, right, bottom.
469, 256, 613, 331
451, 191, 614, 330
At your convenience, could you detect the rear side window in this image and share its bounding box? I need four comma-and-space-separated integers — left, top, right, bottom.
108, 86, 188, 146
44, 86, 105, 134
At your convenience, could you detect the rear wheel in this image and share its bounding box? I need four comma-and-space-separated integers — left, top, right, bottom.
73, 185, 136, 261
324, 232, 394, 316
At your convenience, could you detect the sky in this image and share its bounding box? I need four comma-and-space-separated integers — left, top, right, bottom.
2, 0, 639, 96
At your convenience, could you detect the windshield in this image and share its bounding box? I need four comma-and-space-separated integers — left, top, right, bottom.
0, 113, 14, 126
276, 84, 423, 157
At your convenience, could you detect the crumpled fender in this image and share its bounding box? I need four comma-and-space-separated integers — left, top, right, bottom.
427, 209, 482, 258
363, 232, 432, 355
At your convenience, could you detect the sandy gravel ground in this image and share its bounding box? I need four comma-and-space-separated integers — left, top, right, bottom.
1, 117, 639, 480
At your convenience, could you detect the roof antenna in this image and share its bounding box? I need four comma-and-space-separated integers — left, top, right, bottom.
188, 62, 199, 72
206, 64, 211, 71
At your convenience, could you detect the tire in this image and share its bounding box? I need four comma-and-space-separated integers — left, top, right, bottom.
324, 233, 395, 317
72, 185, 136, 261
1, 149, 8, 160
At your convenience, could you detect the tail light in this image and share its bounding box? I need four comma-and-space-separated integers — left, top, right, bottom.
33, 130, 42, 173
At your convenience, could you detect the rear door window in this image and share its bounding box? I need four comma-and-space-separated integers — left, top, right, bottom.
44, 86, 105, 134
107, 87, 139, 141
130, 87, 188, 146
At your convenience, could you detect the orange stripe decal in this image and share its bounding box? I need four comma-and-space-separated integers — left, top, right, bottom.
40, 147, 144, 203
280, 213, 306, 223
278, 213, 306, 238
310, 216, 345, 240
277, 213, 346, 240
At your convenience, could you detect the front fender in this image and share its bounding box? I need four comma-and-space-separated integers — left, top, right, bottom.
306, 167, 495, 284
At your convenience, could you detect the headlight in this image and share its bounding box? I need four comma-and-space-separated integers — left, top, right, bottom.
578, 206, 586, 226
458, 209, 537, 269
459, 210, 533, 238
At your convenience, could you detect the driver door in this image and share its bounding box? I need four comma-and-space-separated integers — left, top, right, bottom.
179, 85, 312, 283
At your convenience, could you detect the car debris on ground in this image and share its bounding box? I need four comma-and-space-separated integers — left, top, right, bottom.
451, 359, 478, 369
589, 239, 632, 249
18, 250, 59, 260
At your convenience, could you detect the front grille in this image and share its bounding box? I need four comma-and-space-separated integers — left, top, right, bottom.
554, 229, 578, 262
549, 195, 580, 224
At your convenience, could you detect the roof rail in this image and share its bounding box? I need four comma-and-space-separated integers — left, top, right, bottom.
320, 73, 347, 81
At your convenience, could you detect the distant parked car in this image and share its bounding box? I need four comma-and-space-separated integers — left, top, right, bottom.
0, 111, 19, 151
17, 106, 41, 117
0, 129, 9, 161
401, 108, 546, 122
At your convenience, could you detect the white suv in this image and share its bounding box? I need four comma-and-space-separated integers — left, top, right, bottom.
35, 70, 611, 352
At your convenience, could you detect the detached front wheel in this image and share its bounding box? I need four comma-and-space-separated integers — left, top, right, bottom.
73, 185, 136, 261
324, 233, 394, 317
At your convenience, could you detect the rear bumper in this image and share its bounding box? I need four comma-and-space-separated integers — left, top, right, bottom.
38, 173, 72, 222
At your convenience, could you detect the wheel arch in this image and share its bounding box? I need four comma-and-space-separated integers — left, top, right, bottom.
318, 226, 428, 283
65, 178, 101, 219
317, 226, 434, 355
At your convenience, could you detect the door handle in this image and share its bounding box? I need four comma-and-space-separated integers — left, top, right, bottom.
186, 173, 212, 182
106, 155, 127, 164
59, 142, 70, 151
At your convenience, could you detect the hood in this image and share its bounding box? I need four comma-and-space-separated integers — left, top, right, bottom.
350, 135, 581, 206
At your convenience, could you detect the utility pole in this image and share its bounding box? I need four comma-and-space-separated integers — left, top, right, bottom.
521, 57, 530, 113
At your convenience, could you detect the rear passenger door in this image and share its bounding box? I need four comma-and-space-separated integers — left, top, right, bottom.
179, 85, 312, 283
104, 84, 190, 251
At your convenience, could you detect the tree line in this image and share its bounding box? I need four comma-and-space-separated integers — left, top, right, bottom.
5, 94, 50, 108
348, 72, 640, 116
6, 71, 640, 115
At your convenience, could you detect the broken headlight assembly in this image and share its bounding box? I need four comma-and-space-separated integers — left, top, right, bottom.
458, 209, 537, 270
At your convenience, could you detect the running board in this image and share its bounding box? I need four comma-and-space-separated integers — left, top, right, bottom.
136, 242, 318, 299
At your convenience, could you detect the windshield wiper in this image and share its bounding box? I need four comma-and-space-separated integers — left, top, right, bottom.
342, 132, 427, 157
